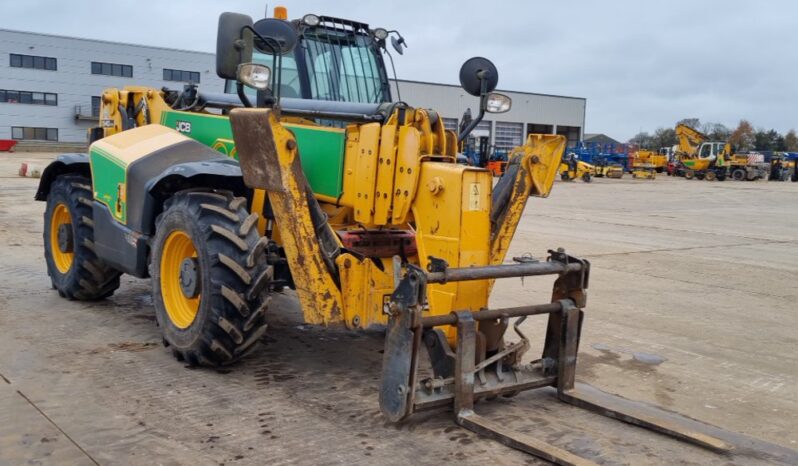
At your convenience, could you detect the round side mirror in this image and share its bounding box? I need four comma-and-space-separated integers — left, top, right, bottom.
252, 18, 298, 55
459, 57, 499, 97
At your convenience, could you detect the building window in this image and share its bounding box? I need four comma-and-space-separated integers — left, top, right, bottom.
163, 68, 201, 83
91, 61, 133, 77
9, 53, 57, 71
11, 126, 58, 141
92, 96, 101, 117
0, 89, 57, 106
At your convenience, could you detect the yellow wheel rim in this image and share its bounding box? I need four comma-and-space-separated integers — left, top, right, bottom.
160, 230, 200, 329
50, 203, 74, 274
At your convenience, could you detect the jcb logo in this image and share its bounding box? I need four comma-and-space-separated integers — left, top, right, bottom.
175, 121, 192, 134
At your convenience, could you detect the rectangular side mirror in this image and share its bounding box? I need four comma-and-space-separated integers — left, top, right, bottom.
216, 12, 254, 80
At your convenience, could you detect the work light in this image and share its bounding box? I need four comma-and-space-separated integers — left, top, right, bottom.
237, 63, 271, 90
485, 92, 511, 113
302, 14, 321, 26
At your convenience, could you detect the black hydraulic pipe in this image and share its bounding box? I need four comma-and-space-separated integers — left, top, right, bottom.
425, 261, 582, 284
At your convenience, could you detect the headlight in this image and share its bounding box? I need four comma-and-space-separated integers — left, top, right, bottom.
237, 63, 271, 90
485, 92, 511, 113
303, 14, 321, 26
373, 28, 389, 40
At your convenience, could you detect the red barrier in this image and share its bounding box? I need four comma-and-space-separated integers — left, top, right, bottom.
0, 140, 18, 152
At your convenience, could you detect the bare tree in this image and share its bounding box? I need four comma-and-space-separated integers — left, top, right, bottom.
701, 122, 731, 141
628, 131, 654, 148
677, 118, 701, 130
652, 127, 677, 149
728, 120, 756, 151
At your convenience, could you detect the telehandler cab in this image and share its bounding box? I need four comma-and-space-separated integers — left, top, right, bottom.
35, 9, 796, 465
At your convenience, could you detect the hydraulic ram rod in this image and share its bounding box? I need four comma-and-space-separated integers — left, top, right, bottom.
425, 261, 583, 284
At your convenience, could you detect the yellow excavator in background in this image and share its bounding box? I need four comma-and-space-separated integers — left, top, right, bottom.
673, 124, 730, 180
673, 124, 768, 181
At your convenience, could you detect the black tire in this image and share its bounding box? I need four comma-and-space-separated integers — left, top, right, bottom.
151, 191, 271, 366
582, 173, 592, 183
732, 169, 746, 181
705, 171, 717, 181
44, 175, 121, 300
684, 170, 695, 180
561, 172, 571, 181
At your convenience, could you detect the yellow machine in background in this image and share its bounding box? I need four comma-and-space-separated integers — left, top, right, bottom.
632, 164, 657, 179
673, 124, 766, 181
559, 153, 594, 182
594, 162, 624, 178
632, 149, 667, 173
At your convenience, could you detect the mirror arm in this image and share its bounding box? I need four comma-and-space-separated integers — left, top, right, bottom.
457, 75, 490, 143
237, 82, 254, 108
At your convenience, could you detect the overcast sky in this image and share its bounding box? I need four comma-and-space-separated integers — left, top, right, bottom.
5, 0, 797, 140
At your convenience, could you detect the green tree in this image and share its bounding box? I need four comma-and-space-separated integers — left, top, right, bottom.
754, 129, 785, 151
785, 129, 798, 151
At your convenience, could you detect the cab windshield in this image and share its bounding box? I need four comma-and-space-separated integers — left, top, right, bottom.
225, 28, 388, 104
302, 27, 387, 103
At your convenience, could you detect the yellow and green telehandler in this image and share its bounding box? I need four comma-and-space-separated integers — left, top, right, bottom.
34, 9, 796, 465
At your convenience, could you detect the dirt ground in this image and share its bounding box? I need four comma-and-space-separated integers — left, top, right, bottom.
1, 152, 796, 465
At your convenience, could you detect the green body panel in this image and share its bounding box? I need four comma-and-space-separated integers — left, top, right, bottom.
159, 110, 345, 197
89, 146, 128, 223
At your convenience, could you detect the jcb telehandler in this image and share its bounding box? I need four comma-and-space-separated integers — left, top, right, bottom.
35, 9, 796, 465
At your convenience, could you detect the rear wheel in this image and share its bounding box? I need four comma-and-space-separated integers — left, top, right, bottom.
43, 175, 121, 300
705, 171, 717, 181
151, 191, 271, 366
560, 172, 571, 181
582, 173, 592, 183
732, 169, 746, 181
684, 170, 695, 180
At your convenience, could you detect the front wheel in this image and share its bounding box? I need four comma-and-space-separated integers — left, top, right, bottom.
684, 170, 695, 180
732, 169, 746, 181
151, 191, 272, 366
582, 173, 592, 183
44, 175, 121, 300
705, 171, 717, 181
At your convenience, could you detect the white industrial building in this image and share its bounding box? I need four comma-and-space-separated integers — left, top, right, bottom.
390, 80, 585, 151
1, 28, 586, 148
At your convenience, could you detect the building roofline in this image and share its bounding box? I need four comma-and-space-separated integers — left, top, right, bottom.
2, 28, 587, 102
391, 78, 586, 101
0, 28, 214, 56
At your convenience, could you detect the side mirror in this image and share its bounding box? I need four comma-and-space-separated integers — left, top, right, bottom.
391, 35, 407, 55
252, 18, 299, 55
459, 57, 499, 97
216, 12, 254, 80
457, 57, 510, 143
